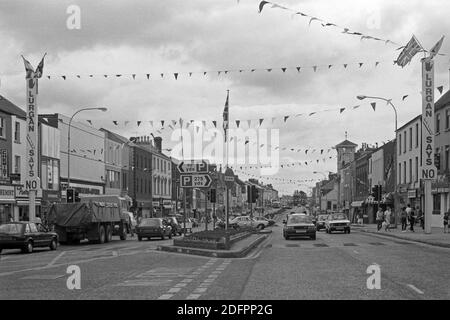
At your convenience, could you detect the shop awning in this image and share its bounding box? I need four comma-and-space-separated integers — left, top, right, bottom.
351, 201, 364, 207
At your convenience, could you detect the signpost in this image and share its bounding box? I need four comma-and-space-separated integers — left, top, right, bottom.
224, 167, 234, 230
180, 174, 212, 188
177, 160, 209, 173
421, 57, 436, 234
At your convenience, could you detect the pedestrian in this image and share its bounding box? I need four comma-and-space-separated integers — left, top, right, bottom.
417, 207, 424, 230
400, 207, 408, 231
376, 207, 384, 231
408, 205, 415, 232
384, 206, 392, 231
444, 211, 449, 233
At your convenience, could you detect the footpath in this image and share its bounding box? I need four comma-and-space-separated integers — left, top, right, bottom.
352, 223, 450, 248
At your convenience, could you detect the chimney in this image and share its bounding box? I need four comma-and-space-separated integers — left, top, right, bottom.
154, 136, 162, 152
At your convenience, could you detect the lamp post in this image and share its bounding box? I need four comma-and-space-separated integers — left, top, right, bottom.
356, 95, 398, 133
67, 107, 107, 189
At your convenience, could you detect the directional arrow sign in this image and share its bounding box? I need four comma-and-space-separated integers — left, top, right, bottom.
177, 160, 209, 173
180, 174, 212, 188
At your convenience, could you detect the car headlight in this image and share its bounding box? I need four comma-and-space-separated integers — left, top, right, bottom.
285, 226, 294, 230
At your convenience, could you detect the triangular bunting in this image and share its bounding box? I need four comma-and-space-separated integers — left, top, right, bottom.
371, 102, 376, 111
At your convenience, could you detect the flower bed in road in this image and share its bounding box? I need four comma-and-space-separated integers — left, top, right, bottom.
173, 227, 254, 250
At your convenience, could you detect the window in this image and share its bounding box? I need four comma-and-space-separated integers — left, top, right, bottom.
415, 123, 419, 148
403, 161, 406, 184
409, 159, 412, 183
14, 122, 20, 143
14, 156, 20, 174
446, 109, 450, 130
415, 157, 419, 182
29, 223, 38, 233
436, 113, 441, 133
432, 194, 441, 214
122, 172, 127, 189
403, 131, 407, 153
399, 134, 402, 155
445, 146, 449, 171
409, 127, 412, 150
0, 117, 4, 138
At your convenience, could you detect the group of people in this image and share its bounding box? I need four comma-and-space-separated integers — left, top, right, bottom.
375, 206, 393, 232
398, 204, 421, 232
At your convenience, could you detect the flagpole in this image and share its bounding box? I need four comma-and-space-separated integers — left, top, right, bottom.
180, 118, 187, 236
225, 90, 230, 231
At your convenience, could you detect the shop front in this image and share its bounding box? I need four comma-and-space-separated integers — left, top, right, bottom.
15, 187, 42, 221
0, 185, 15, 223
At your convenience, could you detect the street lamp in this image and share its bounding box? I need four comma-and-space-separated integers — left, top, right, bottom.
356, 95, 398, 132
67, 107, 108, 188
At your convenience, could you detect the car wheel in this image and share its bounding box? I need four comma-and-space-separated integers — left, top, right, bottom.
168, 233, 172, 239
49, 238, 58, 250
257, 224, 264, 230
161, 234, 165, 240
311, 234, 316, 240
138, 236, 142, 241
22, 240, 33, 254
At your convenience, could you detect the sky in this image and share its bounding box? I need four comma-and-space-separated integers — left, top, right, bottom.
0, 0, 449, 195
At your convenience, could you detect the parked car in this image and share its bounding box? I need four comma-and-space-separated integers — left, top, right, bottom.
283, 214, 316, 240
136, 218, 172, 240
315, 214, 329, 231
325, 213, 351, 234
164, 216, 183, 236
229, 216, 267, 230
0, 222, 58, 254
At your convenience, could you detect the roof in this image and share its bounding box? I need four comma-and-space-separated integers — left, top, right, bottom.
335, 139, 358, 148
0, 95, 26, 119
435, 90, 450, 111
100, 128, 130, 144
396, 114, 421, 132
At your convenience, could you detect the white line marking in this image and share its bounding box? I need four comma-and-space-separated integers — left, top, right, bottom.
168, 287, 181, 293
46, 251, 66, 267
186, 294, 201, 300
174, 283, 187, 288
112, 251, 118, 257
181, 279, 193, 283
353, 250, 359, 254
158, 294, 174, 300
194, 287, 208, 293
407, 284, 424, 294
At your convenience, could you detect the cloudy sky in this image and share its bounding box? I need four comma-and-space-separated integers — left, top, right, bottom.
0, 0, 449, 195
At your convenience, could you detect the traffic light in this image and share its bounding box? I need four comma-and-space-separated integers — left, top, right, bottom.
251, 185, 259, 203
371, 185, 379, 199
206, 190, 211, 201
66, 188, 74, 203
247, 186, 252, 203
210, 189, 216, 203
434, 153, 440, 170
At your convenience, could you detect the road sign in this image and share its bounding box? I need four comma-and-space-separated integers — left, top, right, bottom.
224, 167, 235, 188
224, 176, 234, 182
177, 160, 209, 173
180, 174, 212, 188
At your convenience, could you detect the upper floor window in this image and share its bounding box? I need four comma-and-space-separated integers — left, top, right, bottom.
446, 109, 450, 130
14, 122, 20, 143
0, 117, 5, 138
409, 127, 412, 150
436, 113, 441, 133
403, 131, 407, 153
415, 123, 419, 148
398, 134, 402, 155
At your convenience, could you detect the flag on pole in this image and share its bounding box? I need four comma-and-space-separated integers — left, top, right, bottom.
21, 56, 35, 78
429, 36, 445, 59
34, 53, 46, 78
394, 35, 423, 68
223, 90, 229, 141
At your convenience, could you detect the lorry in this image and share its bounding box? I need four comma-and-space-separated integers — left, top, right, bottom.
47, 195, 133, 244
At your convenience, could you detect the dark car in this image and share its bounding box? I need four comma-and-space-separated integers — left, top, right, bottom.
283, 214, 316, 240
0, 222, 58, 254
136, 218, 172, 240
164, 217, 183, 236
315, 214, 329, 231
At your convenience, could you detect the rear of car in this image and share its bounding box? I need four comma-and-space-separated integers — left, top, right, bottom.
316, 215, 328, 231
283, 215, 316, 240
136, 218, 172, 240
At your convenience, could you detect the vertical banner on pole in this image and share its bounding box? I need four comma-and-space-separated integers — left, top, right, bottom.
421, 57, 436, 234
22, 55, 45, 222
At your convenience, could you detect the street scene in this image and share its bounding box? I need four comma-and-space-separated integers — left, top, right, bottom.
1, 0, 450, 302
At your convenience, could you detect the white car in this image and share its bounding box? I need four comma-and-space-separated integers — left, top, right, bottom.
325, 213, 351, 234
230, 216, 269, 229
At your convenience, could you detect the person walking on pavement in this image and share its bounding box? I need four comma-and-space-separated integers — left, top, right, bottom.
384, 206, 392, 231
444, 211, 449, 233
408, 205, 415, 232
417, 207, 424, 230
400, 207, 408, 231
376, 207, 384, 232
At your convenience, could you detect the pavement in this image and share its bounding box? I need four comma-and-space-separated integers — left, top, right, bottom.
1, 212, 449, 300
351, 223, 450, 248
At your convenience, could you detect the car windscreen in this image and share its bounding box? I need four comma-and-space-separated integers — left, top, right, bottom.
331, 214, 347, 220
318, 215, 328, 221
288, 216, 313, 224
0, 223, 23, 234
139, 219, 161, 227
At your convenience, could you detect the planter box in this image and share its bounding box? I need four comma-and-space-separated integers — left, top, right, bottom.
174, 230, 252, 250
